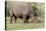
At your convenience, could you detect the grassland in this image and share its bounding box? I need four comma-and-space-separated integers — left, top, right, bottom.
6, 16, 45, 30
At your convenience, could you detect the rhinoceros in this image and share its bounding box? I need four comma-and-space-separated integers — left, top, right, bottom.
9, 2, 39, 23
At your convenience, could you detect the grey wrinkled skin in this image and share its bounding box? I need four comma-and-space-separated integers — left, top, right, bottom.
9, 2, 39, 23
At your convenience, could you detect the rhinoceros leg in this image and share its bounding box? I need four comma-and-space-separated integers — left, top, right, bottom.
23, 16, 28, 23
14, 16, 17, 23
31, 16, 39, 23
10, 16, 13, 24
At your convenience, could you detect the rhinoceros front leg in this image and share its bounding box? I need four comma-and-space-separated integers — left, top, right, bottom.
23, 16, 28, 23
31, 16, 39, 23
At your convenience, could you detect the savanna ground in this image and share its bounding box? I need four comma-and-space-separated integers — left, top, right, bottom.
6, 15, 45, 30
5, 1, 45, 30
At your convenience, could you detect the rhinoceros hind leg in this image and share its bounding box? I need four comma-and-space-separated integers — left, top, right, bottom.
10, 16, 13, 24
